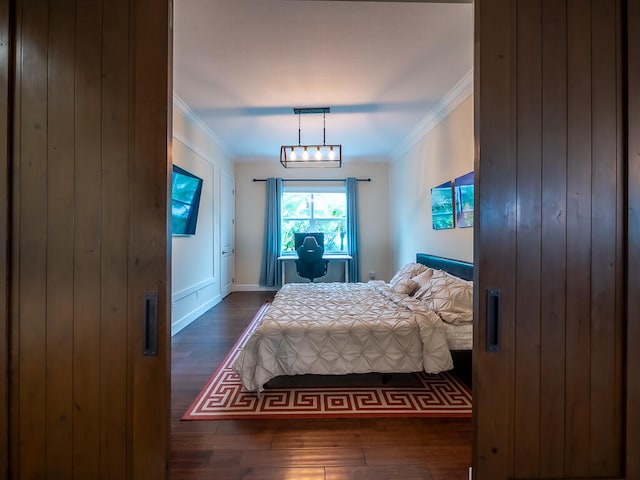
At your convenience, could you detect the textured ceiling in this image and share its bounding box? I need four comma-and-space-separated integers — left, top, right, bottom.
173, 0, 473, 162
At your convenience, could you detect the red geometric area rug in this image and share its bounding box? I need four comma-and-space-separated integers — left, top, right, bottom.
182, 302, 472, 421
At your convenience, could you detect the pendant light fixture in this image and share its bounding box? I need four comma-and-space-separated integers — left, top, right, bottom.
280, 107, 342, 168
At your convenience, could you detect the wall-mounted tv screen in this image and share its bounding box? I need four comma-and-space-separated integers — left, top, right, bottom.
172, 165, 203, 236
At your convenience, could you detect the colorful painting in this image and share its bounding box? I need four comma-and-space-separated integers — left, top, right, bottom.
454, 171, 474, 228
431, 180, 454, 230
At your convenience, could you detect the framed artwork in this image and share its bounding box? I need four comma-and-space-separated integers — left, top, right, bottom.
454, 171, 474, 228
431, 180, 454, 230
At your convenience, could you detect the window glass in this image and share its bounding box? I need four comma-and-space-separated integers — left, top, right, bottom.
281, 190, 347, 254
281, 192, 310, 218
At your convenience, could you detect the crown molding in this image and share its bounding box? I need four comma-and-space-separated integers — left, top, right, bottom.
172, 93, 233, 160
392, 69, 473, 160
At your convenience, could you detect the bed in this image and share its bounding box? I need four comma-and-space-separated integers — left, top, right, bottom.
232, 253, 473, 392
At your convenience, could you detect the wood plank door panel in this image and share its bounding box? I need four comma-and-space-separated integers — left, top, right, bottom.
627, 2, 640, 478
3, 0, 171, 477
474, 0, 630, 478
473, 1, 517, 479
130, 0, 172, 477
0, 0, 8, 476
564, 2, 595, 474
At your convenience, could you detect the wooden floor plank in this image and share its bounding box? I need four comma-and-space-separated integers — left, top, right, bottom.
363, 445, 470, 466
172, 465, 326, 480
327, 464, 433, 480
237, 447, 366, 468
173, 432, 274, 450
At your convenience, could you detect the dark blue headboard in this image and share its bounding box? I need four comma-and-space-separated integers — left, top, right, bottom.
416, 253, 473, 281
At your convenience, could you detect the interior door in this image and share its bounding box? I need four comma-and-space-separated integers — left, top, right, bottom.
221, 171, 235, 297
473, 0, 638, 478
1, 0, 171, 477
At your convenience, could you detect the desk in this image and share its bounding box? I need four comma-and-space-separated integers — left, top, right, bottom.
278, 254, 353, 285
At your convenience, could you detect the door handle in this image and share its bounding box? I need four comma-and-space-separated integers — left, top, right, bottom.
486, 289, 501, 352
143, 292, 158, 356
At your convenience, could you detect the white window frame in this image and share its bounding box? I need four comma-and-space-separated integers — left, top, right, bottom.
281, 185, 347, 255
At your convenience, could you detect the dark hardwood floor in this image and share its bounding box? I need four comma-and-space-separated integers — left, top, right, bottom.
170, 291, 472, 480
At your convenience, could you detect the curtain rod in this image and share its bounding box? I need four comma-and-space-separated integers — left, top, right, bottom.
252, 178, 371, 182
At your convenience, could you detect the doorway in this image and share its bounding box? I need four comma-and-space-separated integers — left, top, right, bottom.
170, 1, 473, 477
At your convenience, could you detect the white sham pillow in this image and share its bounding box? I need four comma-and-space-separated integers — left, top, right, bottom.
413, 270, 473, 323
412, 268, 435, 289
391, 278, 419, 295
389, 263, 428, 287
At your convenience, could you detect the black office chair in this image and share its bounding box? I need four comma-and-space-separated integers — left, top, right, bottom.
295, 236, 329, 282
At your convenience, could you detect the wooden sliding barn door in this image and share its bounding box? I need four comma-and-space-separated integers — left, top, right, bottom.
474, 0, 639, 479
1, 0, 172, 478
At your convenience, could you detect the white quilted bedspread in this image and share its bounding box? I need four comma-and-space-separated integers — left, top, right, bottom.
232, 281, 454, 392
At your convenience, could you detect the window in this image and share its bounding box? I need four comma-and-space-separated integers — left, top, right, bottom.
281, 189, 347, 254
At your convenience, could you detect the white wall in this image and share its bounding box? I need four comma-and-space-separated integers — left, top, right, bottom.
171, 96, 234, 335
234, 160, 392, 288
389, 93, 474, 271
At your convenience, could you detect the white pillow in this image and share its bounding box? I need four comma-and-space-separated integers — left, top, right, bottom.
413, 270, 473, 324
389, 263, 428, 287
391, 278, 419, 295
412, 268, 435, 289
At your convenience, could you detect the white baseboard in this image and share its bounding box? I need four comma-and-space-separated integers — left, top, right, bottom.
171, 294, 221, 336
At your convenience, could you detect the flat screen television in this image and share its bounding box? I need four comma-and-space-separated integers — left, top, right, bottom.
294, 232, 324, 250
172, 165, 203, 236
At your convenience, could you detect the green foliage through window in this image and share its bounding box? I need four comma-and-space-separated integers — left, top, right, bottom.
281, 191, 347, 253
